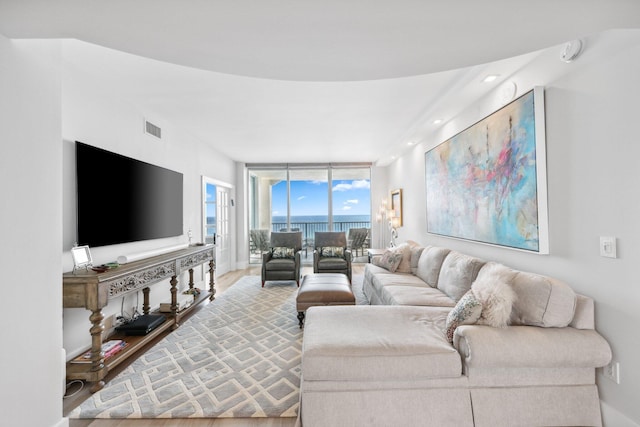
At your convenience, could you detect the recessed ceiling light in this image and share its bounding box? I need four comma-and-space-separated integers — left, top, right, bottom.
407, 141, 415, 146
433, 119, 442, 125
483, 74, 499, 83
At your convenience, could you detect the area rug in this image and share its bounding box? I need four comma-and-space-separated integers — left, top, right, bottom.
69, 274, 367, 419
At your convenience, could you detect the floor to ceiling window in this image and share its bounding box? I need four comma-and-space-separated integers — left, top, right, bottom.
248, 164, 371, 264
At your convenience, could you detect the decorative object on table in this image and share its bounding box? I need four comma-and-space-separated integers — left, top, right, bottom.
425, 87, 548, 253
71, 244, 93, 273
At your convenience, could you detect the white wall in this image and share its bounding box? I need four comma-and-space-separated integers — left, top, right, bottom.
61, 58, 237, 359
0, 37, 67, 427
389, 30, 640, 425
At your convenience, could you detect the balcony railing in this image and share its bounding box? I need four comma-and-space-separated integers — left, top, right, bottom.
271, 221, 370, 241
249, 221, 372, 263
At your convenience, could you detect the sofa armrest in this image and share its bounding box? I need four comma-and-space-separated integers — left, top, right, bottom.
453, 325, 611, 369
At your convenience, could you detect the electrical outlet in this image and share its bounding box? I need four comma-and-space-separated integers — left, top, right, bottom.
604, 361, 620, 384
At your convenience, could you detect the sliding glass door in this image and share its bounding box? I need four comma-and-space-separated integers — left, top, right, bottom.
248, 164, 371, 264
289, 168, 328, 255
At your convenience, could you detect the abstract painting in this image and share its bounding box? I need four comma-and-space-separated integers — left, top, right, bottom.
425, 87, 548, 253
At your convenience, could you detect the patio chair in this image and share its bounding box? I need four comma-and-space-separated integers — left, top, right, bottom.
347, 227, 370, 258
250, 229, 270, 255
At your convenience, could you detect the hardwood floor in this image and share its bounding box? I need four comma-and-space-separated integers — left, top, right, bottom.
64, 262, 366, 427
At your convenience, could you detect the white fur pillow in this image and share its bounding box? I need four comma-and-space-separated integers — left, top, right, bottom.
472, 269, 517, 328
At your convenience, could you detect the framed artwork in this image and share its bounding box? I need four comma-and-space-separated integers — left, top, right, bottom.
390, 188, 403, 227
424, 87, 548, 253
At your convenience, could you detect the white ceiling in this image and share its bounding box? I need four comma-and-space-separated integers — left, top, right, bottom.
2, 1, 640, 165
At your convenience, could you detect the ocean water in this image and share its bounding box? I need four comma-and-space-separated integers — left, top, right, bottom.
272, 214, 370, 223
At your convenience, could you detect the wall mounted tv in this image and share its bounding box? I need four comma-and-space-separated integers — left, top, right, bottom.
76, 141, 183, 248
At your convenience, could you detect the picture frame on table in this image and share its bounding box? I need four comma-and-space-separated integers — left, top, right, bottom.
71, 244, 93, 273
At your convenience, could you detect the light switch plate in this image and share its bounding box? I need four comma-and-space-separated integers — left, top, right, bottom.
599, 236, 617, 258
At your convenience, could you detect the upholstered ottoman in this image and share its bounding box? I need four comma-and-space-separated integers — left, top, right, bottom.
296, 273, 355, 328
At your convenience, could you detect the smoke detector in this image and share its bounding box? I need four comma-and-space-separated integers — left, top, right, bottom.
560, 40, 583, 63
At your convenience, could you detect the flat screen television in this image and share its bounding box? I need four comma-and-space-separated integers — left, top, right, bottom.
76, 141, 183, 247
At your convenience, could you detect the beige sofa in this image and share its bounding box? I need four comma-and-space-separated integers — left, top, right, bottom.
297, 243, 612, 427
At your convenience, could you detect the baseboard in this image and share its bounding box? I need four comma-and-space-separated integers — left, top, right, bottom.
602, 401, 640, 427
51, 417, 69, 427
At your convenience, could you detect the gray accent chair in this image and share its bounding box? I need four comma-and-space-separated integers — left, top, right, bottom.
313, 231, 352, 283
261, 231, 303, 287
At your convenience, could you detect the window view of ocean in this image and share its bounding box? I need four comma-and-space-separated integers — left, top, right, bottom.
272, 215, 371, 223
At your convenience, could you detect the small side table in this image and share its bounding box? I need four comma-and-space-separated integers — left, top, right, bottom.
367, 248, 386, 263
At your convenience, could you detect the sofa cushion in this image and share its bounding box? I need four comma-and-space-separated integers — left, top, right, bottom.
393, 243, 413, 273
264, 257, 296, 271
363, 263, 388, 288
302, 305, 461, 382
510, 272, 577, 327
410, 246, 425, 275
445, 290, 483, 343
317, 257, 348, 270
437, 251, 486, 302
416, 246, 451, 287
371, 270, 430, 292
381, 285, 457, 307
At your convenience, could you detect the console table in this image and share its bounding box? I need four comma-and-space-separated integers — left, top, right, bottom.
63, 244, 215, 392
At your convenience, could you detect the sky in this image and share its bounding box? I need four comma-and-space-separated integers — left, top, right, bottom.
272, 179, 371, 217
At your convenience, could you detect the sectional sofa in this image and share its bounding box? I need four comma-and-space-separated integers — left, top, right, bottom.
297, 242, 612, 427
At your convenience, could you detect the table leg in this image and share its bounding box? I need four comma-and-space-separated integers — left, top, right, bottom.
142, 287, 150, 315
88, 308, 106, 392
209, 259, 216, 301
170, 275, 179, 329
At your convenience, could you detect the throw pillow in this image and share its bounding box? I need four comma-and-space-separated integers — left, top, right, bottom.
272, 246, 295, 259
321, 246, 344, 257
444, 290, 482, 343
472, 265, 517, 328
393, 243, 413, 274
372, 249, 403, 272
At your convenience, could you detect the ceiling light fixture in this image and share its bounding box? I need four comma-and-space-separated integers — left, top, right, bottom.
407, 141, 415, 146
433, 119, 442, 125
483, 74, 499, 83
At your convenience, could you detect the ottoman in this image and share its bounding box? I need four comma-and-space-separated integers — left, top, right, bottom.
296, 273, 355, 328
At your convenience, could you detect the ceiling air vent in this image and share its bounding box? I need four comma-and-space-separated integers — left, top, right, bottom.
144, 119, 162, 139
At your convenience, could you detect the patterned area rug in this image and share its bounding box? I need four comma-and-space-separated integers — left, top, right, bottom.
70, 274, 367, 419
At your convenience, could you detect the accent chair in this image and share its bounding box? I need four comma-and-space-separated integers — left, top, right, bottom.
261, 231, 303, 287
313, 231, 352, 282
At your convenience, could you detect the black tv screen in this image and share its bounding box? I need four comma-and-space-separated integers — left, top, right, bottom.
76, 141, 183, 247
